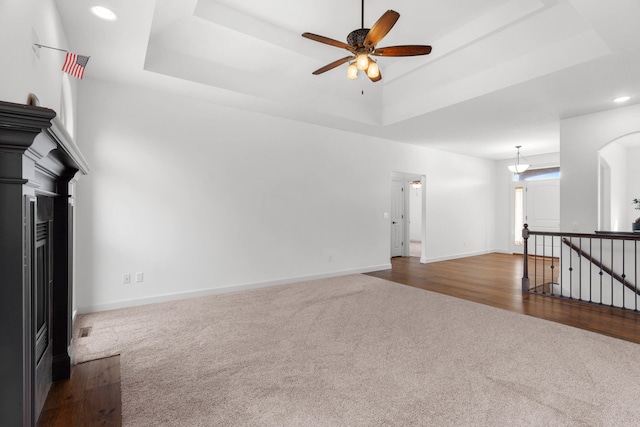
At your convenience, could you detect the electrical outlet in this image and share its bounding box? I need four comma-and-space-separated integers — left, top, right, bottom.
135, 272, 144, 283
123, 274, 131, 285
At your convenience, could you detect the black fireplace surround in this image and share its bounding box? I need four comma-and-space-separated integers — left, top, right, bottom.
0, 100, 88, 425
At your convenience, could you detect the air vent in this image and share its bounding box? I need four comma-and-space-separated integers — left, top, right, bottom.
36, 222, 47, 241
79, 327, 92, 338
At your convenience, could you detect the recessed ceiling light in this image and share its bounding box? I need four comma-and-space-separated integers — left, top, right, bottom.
91, 6, 117, 21
613, 96, 631, 103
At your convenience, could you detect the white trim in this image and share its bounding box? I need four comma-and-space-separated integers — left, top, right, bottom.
390, 171, 426, 260
422, 250, 510, 264
492, 250, 513, 255
419, 175, 427, 263
44, 117, 90, 175
75, 264, 391, 314
68, 344, 75, 365
71, 300, 77, 366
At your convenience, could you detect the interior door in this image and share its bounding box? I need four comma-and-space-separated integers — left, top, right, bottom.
391, 178, 405, 257
526, 179, 560, 257
526, 179, 560, 231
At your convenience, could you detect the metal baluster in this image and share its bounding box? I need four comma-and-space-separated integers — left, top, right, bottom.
599, 238, 603, 305
560, 233, 564, 297
534, 235, 538, 293
550, 236, 556, 296
633, 240, 638, 312
589, 237, 593, 304
579, 237, 582, 302
522, 225, 529, 292
542, 235, 546, 294
610, 238, 614, 308
622, 240, 626, 309
569, 237, 573, 299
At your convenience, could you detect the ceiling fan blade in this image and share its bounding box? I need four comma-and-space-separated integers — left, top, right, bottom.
364, 10, 400, 48
312, 56, 354, 75
372, 45, 432, 57
367, 69, 382, 83
302, 32, 355, 52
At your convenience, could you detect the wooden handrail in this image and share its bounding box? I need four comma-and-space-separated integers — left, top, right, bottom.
529, 230, 640, 241
561, 238, 640, 297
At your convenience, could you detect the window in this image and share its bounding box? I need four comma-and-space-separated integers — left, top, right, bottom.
514, 187, 524, 246
513, 167, 560, 182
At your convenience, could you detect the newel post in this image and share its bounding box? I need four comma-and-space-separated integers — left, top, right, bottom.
522, 224, 530, 292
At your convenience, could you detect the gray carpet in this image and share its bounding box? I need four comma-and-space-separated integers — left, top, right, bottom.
74, 274, 640, 426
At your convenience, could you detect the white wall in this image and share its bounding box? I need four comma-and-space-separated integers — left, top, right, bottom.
628, 146, 640, 225
560, 104, 640, 232
74, 78, 498, 312
0, 0, 74, 115
0, 0, 81, 311
598, 141, 627, 231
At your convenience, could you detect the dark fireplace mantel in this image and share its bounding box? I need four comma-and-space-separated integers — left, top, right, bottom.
0, 100, 89, 426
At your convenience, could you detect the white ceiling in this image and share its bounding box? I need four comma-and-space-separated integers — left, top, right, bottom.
54, 0, 640, 160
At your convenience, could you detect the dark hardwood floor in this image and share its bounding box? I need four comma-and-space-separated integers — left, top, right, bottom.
38, 253, 640, 425
37, 356, 121, 427
366, 253, 640, 344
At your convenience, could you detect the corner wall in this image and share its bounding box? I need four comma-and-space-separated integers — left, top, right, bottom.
560, 103, 640, 232
628, 146, 640, 225
0, 0, 73, 113
75, 78, 498, 312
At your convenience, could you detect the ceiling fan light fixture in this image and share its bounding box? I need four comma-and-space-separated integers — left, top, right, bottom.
302, 5, 432, 82
366, 60, 379, 79
356, 52, 370, 71
347, 62, 359, 79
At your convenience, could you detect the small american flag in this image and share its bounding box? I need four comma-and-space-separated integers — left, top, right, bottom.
61, 53, 90, 79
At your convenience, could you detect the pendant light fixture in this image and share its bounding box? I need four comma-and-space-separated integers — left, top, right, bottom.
507, 145, 530, 174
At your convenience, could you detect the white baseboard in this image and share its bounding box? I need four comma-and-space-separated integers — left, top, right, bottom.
76, 264, 392, 314
68, 343, 75, 365
493, 249, 514, 255
422, 250, 494, 264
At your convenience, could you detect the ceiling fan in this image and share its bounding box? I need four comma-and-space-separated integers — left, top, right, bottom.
302, 0, 432, 82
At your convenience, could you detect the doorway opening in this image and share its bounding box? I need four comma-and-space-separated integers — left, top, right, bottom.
390, 172, 426, 262
597, 133, 640, 232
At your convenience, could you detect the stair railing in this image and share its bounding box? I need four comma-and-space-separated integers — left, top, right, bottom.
521, 224, 640, 311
